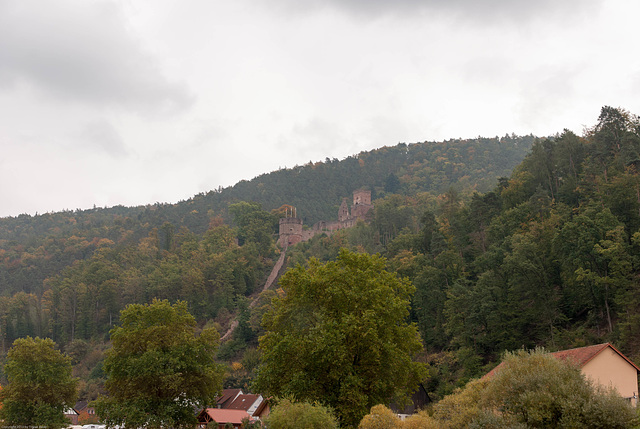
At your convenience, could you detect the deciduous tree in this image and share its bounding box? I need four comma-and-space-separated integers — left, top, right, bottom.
255, 249, 425, 428
0, 336, 78, 429
93, 299, 224, 429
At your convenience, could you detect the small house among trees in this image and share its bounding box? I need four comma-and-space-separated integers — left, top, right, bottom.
196, 408, 254, 428
554, 343, 640, 406
486, 343, 639, 406
64, 408, 79, 425
216, 389, 243, 409
225, 393, 263, 415
210, 389, 267, 424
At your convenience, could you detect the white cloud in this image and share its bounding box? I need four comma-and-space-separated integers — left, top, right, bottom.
0, 0, 638, 218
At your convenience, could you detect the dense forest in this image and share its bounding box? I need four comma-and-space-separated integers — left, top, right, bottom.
0, 133, 535, 346
2, 106, 640, 404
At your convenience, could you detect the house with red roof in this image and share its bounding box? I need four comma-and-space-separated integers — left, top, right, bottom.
252, 398, 271, 420
197, 408, 254, 428
227, 394, 263, 416
64, 407, 79, 425
216, 388, 243, 409
486, 343, 639, 406
74, 401, 99, 424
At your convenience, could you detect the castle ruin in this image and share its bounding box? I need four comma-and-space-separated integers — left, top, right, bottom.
278, 189, 373, 247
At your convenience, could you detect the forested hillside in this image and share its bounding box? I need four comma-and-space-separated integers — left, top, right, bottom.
284, 106, 640, 398
0, 131, 534, 399
0, 135, 534, 340
198, 134, 535, 225
4, 107, 640, 404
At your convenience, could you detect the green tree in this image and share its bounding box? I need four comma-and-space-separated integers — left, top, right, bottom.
266, 398, 338, 429
0, 336, 78, 429
228, 201, 277, 254
255, 249, 425, 428
94, 299, 225, 429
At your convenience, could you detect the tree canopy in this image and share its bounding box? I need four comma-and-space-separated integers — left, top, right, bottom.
93, 299, 225, 429
0, 336, 77, 429
255, 248, 425, 428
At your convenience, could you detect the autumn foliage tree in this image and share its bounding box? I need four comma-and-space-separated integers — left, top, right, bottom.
255, 249, 425, 428
266, 398, 338, 429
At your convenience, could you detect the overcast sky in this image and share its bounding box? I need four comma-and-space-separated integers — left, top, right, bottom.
1, 0, 639, 218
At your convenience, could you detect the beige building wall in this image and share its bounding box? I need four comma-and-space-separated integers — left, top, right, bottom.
581, 348, 638, 406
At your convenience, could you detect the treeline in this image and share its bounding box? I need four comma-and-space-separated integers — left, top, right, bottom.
286, 106, 640, 398
200, 134, 535, 225
0, 202, 278, 354
0, 135, 533, 299
0, 134, 534, 347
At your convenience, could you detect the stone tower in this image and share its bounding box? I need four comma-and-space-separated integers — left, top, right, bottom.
278, 217, 303, 247
338, 198, 349, 222
353, 189, 371, 206
351, 189, 373, 220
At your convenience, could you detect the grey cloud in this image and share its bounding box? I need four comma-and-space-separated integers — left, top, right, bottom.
267, 0, 602, 23
282, 118, 349, 159
0, 0, 194, 114
80, 120, 128, 159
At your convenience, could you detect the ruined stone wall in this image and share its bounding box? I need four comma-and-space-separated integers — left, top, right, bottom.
351, 203, 373, 220
278, 190, 373, 247
338, 198, 349, 222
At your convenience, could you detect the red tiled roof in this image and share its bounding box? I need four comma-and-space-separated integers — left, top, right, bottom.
552, 342, 640, 372
550, 343, 609, 367
227, 394, 260, 411
484, 343, 640, 379
253, 398, 271, 417
199, 408, 252, 425
483, 362, 503, 379
216, 389, 243, 408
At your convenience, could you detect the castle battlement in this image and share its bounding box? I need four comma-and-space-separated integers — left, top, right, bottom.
277, 190, 373, 247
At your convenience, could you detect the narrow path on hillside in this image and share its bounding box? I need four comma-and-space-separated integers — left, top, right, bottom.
220, 247, 288, 342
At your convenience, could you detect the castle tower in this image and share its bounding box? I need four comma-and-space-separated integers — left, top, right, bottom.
278, 217, 303, 247
351, 189, 373, 220
353, 189, 371, 206
338, 198, 349, 222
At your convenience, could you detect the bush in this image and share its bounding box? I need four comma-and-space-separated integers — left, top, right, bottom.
358, 404, 401, 429
358, 405, 446, 429
266, 399, 338, 429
